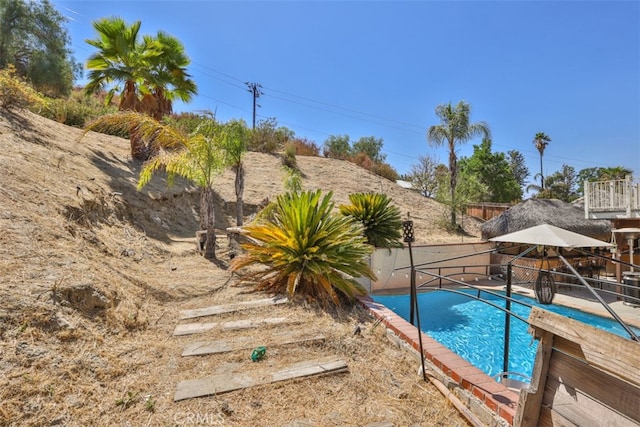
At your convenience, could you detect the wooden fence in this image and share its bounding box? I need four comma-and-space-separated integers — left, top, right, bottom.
514, 308, 640, 426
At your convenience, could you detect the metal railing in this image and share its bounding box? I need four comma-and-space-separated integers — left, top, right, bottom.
585, 175, 640, 216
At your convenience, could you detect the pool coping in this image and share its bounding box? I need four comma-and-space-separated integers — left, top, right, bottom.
358, 296, 520, 426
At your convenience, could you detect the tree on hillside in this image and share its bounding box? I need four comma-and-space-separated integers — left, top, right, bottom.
219, 119, 250, 226
84, 112, 225, 260
427, 101, 490, 227
84, 17, 197, 160
352, 136, 386, 163
407, 154, 440, 197
0, 0, 80, 97
435, 165, 488, 227
533, 132, 551, 190
323, 134, 352, 159
458, 138, 522, 203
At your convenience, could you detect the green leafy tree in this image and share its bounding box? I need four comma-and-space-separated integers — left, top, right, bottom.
407, 154, 440, 197
0, 0, 80, 97
323, 134, 352, 159
435, 167, 487, 230
533, 132, 551, 189
532, 164, 579, 202
339, 193, 403, 248
231, 190, 375, 305
84, 112, 225, 259
219, 119, 250, 226
507, 149, 529, 191
576, 166, 633, 195
458, 138, 522, 202
84, 17, 197, 159
352, 136, 386, 163
427, 101, 490, 226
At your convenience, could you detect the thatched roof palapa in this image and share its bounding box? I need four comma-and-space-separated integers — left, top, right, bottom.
480, 199, 611, 241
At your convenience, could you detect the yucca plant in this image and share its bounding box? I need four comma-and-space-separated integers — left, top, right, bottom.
231, 190, 376, 305
339, 193, 403, 248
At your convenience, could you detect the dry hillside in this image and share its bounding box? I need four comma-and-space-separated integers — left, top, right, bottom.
0, 109, 479, 426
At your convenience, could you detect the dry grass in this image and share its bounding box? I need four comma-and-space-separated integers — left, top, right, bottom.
0, 109, 476, 426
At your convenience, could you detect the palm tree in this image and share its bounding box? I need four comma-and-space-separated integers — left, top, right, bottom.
84, 17, 197, 160
427, 101, 490, 226
533, 132, 551, 190
219, 119, 250, 226
231, 190, 376, 305
339, 193, 403, 248
84, 112, 225, 260
142, 31, 197, 121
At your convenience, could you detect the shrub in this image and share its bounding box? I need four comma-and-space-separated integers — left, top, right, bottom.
231, 190, 375, 304
370, 161, 400, 182
282, 142, 298, 169
0, 65, 47, 111
247, 118, 291, 153
291, 137, 320, 156
339, 192, 403, 248
350, 152, 374, 170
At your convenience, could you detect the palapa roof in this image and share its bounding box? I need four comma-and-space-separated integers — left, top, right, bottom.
480, 199, 611, 241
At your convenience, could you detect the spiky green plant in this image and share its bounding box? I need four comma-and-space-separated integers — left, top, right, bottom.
231, 190, 375, 304
339, 192, 403, 248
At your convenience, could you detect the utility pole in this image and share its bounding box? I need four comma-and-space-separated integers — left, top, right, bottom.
245, 82, 263, 129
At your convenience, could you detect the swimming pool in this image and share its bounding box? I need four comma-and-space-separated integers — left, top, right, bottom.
374, 289, 640, 379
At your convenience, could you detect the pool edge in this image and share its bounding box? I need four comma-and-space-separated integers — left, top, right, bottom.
359, 296, 519, 426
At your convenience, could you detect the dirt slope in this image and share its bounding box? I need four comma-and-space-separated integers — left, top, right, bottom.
0, 109, 474, 426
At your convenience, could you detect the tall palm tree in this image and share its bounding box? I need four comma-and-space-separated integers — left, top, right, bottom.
533, 132, 551, 190
142, 31, 197, 121
427, 101, 490, 226
84, 17, 197, 160
84, 112, 225, 260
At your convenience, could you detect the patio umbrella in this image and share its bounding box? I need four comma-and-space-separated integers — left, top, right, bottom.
490, 223, 637, 342
489, 223, 613, 249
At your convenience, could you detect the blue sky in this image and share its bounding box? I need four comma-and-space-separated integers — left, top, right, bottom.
52, 1, 639, 183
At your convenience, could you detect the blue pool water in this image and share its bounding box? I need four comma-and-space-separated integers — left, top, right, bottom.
374, 290, 639, 379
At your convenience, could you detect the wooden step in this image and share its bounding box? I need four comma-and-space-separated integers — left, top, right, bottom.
173, 316, 296, 336
174, 356, 348, 401
179, 296, 288, 320
182, 331, 325, 356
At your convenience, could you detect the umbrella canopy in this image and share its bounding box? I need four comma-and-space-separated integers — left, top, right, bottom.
489, 223, 614, 249
481, 199, 611, 240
